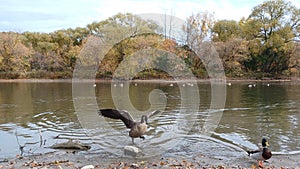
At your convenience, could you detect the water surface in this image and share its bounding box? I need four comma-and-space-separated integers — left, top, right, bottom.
0, 81, 299, 162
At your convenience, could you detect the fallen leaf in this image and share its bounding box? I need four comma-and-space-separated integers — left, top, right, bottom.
160, 161, 166, 165
152, 163, 158, 167
66, 162, 74, 167
218, 165, 225, 169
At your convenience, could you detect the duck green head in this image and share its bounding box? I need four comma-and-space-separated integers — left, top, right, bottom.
262, 138, 269, 147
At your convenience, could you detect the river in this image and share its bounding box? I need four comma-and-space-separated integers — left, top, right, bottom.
0, 80, 299, 165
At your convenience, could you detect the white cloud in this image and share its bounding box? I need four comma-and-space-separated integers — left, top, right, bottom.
93, 0, 259, 23
1, 0, 299, 32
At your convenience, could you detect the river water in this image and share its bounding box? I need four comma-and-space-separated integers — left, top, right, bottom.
0, 80, 299, 163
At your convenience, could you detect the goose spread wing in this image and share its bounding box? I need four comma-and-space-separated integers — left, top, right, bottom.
98, 109, 135, 128
147, 110, 161, 118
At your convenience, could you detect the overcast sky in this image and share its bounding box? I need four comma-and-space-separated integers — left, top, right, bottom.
1, 0, 299, 33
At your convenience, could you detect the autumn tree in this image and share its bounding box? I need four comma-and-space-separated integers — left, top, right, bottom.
181, 12, 217, 78
0, 32, 32, 74
98, 33, 165, 77
23, 29, 85, 72
182, 12, 215, 48
289, 42, 300, 76
214, 39, 249, 76
96, 33, 205, 79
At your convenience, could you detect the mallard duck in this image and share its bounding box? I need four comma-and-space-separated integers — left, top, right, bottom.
98, 109, 160, 144
247, 138, 272, 167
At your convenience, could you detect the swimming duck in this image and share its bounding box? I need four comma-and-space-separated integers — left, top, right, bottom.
247, 138, 272, 167
98, 109, 160, 144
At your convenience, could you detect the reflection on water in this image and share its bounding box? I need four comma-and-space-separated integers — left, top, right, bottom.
0, 81, 299, 161
217, 82, 300, 154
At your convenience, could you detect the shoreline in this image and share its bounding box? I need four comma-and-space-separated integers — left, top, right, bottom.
0, 77, 298, 83
1, 150, 300, 169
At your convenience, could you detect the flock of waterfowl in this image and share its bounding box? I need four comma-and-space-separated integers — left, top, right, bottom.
97, 108, 272, 167
227, 82, 271, 87
100, 82, 270, 88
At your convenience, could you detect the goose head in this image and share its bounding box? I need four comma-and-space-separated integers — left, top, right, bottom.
140, 115, 148, 124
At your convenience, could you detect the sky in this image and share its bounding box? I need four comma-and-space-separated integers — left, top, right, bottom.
1, 0, 299, 33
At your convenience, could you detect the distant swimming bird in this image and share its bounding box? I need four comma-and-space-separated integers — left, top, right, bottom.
187, 83, 194, 86
98, 109, 161, 144
247, 138, 272, 167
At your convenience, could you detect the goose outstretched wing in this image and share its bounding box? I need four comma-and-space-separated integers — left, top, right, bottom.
147, 110, 161, 118
98, 109, 135, 128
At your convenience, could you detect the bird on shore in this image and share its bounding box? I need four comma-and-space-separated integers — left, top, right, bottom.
98, 109, 161, 144
247, 138, 272, 168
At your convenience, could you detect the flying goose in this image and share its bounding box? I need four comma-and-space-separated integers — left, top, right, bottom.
98, 109, 161, 144
247, 138, 272, 167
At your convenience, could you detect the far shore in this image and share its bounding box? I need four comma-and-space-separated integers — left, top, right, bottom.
0, 77, 299, 83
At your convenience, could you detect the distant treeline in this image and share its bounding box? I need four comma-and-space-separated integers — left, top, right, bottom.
0, 0, 299, 79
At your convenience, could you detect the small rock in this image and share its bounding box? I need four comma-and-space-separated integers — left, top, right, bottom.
124, 146, 141, 157
131, 163, 139, 168
50, 140, 91, 150
81, 165, 94, 169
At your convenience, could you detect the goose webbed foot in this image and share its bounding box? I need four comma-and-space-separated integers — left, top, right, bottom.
140, 136, 145, 140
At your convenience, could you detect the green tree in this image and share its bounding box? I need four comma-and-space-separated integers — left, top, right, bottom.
66, 27, 89, 46
87, 13, 159, 43
243, 0, 300, 74
212, 20, 242, 42
23, 32, 66, 71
